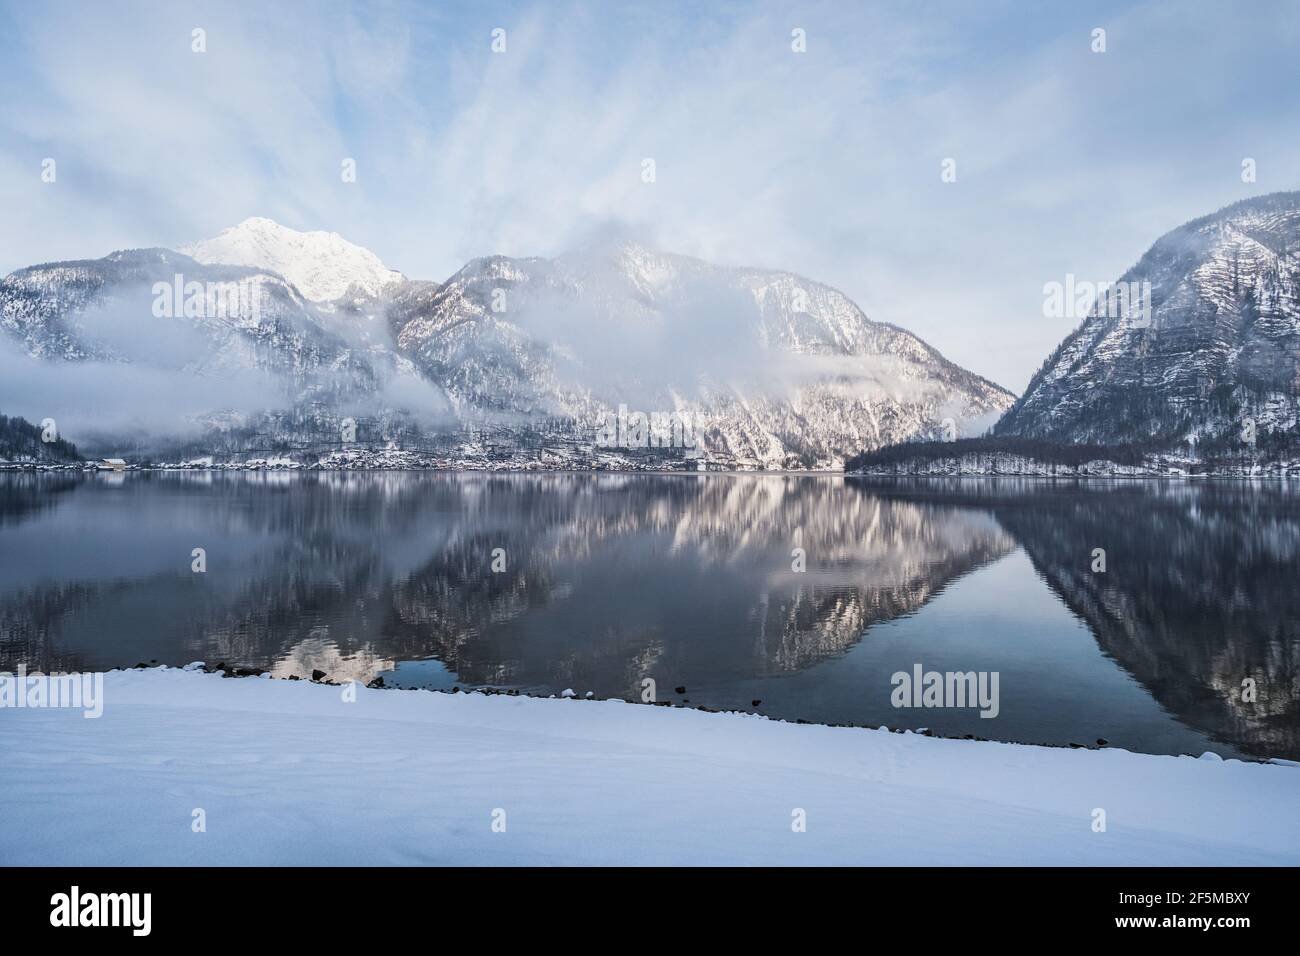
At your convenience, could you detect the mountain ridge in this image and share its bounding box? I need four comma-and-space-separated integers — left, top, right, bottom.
849, 191, 1300, 475
995, 191, 1300, 451
1, 221, 1014, 468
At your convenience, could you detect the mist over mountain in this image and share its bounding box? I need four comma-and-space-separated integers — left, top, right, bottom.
388, 239, 1013, 467
0, 220, 1013, 467
0, 244, 443, 455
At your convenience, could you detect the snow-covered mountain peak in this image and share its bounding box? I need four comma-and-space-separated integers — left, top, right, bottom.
3, 224, 1015, 468
994, 191, 1300, 450
180, 217, 404, 303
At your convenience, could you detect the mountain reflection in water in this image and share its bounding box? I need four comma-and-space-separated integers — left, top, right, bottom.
1, 472, 1296, 760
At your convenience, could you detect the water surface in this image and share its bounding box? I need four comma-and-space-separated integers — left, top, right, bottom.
2, 471, 1297, 760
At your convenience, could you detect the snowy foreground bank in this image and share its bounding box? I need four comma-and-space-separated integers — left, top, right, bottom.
2, 668, 1298, 866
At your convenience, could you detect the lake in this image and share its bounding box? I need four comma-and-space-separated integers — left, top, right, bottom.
2, 471, 1297, 760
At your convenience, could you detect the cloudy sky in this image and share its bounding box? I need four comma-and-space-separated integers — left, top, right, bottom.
2, 0, 1297, 392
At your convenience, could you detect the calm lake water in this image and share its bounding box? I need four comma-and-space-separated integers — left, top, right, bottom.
2, 471, 1298, 760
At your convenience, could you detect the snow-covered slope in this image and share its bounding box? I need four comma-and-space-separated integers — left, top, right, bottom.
0, 248, 368, 382
390, 240, 1015, 468
2, 667, 1295, 865
181, 217, 404, 304
1, 223, 1012, 467
0, 247, 441, 456
995, 192, 1300, 453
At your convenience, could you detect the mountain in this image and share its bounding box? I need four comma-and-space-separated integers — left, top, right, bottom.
0, 413, 81, 464
0, 222, 1013, 468
0, 248, 364, 378
995, 192, 1300, 457
0, 251, 400, 395
388, 241, 1014, 468
180, 217, 404, 304
0, 246, 436, 457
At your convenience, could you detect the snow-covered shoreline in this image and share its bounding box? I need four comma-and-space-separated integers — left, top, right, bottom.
2, 668, 1297, 866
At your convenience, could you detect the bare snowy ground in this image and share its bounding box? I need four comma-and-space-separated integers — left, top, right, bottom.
2, 668, 1297, 866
